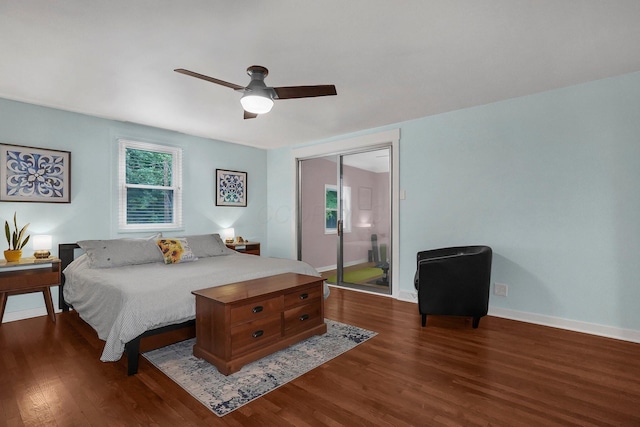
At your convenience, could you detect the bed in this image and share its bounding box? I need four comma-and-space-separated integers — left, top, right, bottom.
58, 233, 328, 375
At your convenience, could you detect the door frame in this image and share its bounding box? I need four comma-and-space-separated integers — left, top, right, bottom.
293, 129, 400, 299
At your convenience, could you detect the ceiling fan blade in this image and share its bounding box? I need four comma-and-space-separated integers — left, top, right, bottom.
244, 110, 258, 120
273, 85, 337, 99
174, 69, 245, 90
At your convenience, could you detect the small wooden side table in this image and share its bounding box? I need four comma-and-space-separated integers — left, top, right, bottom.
225, 241, 260, 256
0, 257, 62, 324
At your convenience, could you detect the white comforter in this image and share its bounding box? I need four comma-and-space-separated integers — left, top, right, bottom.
63, 252, 326, 361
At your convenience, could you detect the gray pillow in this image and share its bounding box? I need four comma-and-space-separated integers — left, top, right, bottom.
184, 234, 231, 257
78, 237, 164, 268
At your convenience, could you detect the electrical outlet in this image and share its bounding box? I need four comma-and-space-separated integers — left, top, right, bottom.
494, 283, 508, 297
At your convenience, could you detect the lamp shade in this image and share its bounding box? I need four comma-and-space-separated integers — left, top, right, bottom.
32, 235, 52, 259
240, 94, 274, 114
223, 228, 235, 243
32, 235, 52, 251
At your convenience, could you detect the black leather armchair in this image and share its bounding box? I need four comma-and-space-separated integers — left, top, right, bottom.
414, 246, 492, 328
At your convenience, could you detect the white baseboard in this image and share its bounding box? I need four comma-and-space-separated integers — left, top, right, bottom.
398, 290, 418, 303
398, 291, 640, 344
2, 306, 62, 324
488, 307, 640, 344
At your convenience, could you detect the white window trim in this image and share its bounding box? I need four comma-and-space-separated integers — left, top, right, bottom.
118, 139, 183, 231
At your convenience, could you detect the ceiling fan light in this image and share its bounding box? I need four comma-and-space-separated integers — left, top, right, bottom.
240, 94, 274, 114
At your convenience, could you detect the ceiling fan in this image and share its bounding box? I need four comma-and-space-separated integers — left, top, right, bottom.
174, 66, 337, 119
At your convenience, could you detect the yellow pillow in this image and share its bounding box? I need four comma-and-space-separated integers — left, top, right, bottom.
156, 238, 198, 264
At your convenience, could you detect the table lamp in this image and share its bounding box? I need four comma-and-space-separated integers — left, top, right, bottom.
223, 228, 235, 244
33, 235, 52, 259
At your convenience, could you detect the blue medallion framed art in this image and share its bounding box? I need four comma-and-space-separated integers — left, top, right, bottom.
0, 144, 71, 203
216, 169, 247, 207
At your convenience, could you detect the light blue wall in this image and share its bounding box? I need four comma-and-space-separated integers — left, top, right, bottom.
0, 98, 267, 316
268, 72, 640, 332
266, 147, 297, 258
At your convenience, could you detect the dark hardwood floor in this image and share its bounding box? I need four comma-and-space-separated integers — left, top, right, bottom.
1, 287, 639, 426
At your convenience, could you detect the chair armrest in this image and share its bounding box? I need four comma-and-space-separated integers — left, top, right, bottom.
417, 246, 491, 264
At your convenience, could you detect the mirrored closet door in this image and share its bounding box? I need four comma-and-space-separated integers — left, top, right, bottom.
297, 147, 392, 295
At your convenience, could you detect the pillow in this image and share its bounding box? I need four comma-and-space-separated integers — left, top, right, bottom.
155, 238, 198, 264
184, 233, 231, 257
78, 235, 164, 268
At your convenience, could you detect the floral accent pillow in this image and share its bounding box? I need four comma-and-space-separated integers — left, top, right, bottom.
155, 238, 198, 264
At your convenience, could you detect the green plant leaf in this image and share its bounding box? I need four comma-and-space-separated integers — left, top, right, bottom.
19, 234, 30, 250
4, 213, 30, 250
4, 221, 10, 248
16, 223, 29, 249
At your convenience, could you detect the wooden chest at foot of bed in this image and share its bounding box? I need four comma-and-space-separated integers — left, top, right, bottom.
192, 272, 327, 375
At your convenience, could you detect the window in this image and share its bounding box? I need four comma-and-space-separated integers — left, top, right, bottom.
118, 139, 182, 230
324, 184, 351, 234
325, 185, 338, 231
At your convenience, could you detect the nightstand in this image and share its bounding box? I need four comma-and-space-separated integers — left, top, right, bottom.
225, 241, 260, 256
0, 257, 62, 324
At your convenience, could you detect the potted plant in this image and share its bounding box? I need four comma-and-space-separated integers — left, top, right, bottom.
4, 212, 30, 262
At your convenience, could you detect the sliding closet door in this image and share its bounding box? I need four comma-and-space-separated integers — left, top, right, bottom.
298, 147, 392, 295
338, 148, 391, 293
298, 155, 339, 280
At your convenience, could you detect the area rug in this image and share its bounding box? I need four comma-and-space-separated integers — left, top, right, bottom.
326, 267, 382, 284
142, 319, 376, 417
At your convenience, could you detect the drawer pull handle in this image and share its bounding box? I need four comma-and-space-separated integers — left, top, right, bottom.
299, 293, 309, 300
252, 306, 264, 313
299, 314, 310, 321
252, 330, 264, 338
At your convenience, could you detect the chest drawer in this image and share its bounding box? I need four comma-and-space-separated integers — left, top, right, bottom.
0, 270, 60, 291
284, 283, 323, 309
283, 300, 323, 336
230, 314, 281, 357
230, 296, 282, 325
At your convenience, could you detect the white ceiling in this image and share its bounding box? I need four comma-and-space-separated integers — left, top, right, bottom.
2, 1, 640, 150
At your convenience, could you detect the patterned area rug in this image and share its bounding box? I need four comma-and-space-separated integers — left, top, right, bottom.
142, 319, 377, 417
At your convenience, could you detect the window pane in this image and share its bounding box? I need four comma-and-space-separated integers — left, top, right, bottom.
127, 188, 174, 224
119, 139, 182, 230
325, 188, 337, 209
126, 148, 173, 186
326, 210, 337, 229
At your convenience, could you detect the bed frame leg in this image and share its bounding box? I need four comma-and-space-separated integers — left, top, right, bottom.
121, 320, 196, 375
124, 338, 141, 375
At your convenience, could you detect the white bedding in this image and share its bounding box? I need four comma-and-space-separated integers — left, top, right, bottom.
63, 252, 327, 362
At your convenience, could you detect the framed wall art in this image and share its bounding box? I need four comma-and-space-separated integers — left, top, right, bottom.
0, 144, 71, 203
216, 169, 247, 207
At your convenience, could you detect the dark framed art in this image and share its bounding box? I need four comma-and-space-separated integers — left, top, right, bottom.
0, 144, 71, 203
216, 169, 247, 207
